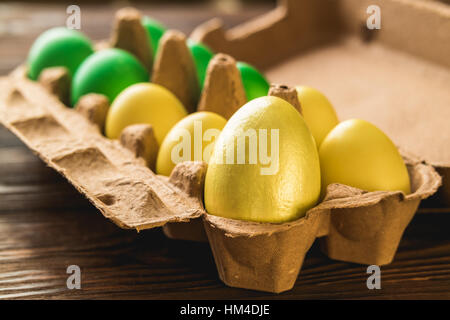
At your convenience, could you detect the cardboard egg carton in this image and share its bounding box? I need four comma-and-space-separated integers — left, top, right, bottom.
0, 5, 443, 293
192, 0, 450, 206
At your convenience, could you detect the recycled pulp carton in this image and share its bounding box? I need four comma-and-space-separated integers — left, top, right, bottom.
191, 0, 450, 206
0, 4, 443, 293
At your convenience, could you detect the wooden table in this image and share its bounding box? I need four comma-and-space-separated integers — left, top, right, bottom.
1, 2, 449, 300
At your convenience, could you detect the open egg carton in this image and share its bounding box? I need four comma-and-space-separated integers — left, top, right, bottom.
0, 1, 445, 293
192, 0, 450, 206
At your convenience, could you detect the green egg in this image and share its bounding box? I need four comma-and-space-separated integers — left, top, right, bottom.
142, 17, 166, 56
27, 27, 94, 80
237, 61, 270, 101
71, 48, 149, 106
187, 39, 214, 89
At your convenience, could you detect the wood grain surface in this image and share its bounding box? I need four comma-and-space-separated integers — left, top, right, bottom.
0, 2, 449, 300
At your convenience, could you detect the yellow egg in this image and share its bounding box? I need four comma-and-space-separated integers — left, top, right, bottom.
296, 86, 339, 147
319, 119, 410, 195
205, 96, 321, 223
105, 83, 187, 144
156, 111, 227, 176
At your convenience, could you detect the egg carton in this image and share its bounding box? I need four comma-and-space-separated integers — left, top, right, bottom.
191, 0, 450, 206
0, 5, 443, 293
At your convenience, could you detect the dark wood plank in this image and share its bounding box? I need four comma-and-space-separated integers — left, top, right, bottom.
1, 2, 449, 300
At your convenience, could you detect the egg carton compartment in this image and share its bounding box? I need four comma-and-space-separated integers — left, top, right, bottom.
204, 159, 439, 292
0, 4, 443, 293
192, 0, 450, 207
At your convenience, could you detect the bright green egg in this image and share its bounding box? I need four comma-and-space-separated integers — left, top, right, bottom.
187, 39, 214, 89
142, 17, 166, 56
70, 48, 149, 106
27, 27, 94, 80
237, 61, 270, 101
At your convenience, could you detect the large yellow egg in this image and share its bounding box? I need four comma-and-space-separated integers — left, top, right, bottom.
296, 86, 339, 147
204, 96, 321, 223
105, 83, 187, 144
319, 119, 410, 195
156, 111, 227, 176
